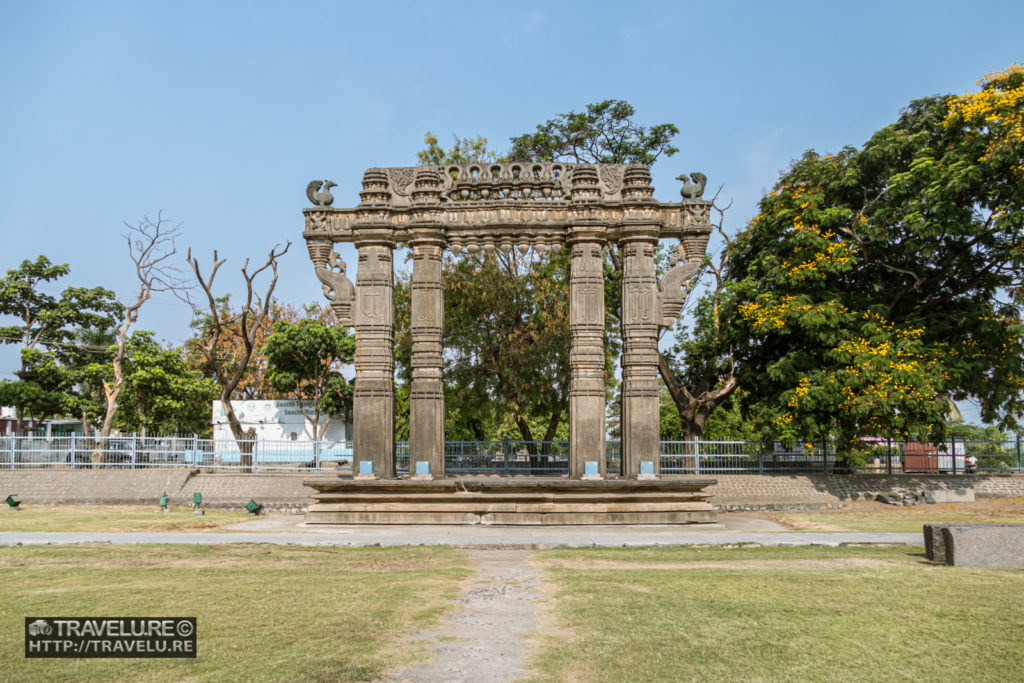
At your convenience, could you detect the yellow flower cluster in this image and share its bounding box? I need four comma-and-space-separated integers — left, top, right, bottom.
773, 412, 794, 427
859, 311, 925, 341
787, 377, 811, 408
945, 63, 1024, 162
785, 244, 856, 278
739, 297, 848, 332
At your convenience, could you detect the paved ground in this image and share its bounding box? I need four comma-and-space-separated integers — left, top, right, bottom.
0, 525, 922, 547
389, 549, 543, 683
0, 510, 925, 546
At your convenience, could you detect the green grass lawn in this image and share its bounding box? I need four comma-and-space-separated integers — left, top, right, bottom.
0, 505, 250, 532
766, 498, 1024, 533
527, 545, 1024, 682
1, 544, 470, 682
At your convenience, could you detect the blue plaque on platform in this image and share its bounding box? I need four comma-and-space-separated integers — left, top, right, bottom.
640, 461, 654, 475
416, 461, 430, 475
359, 461, 374, 475
585, 461, 599, 475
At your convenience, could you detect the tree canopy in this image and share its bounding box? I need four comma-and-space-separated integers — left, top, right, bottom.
264, 317, 354, 440
112, 331, 218, 435
0, 256, 119, 432
508, 99, 679, 165
727, 64, 1024, 462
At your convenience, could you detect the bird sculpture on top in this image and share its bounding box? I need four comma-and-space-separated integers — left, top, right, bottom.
306, 180, 337, 207
676, 172, 707, 200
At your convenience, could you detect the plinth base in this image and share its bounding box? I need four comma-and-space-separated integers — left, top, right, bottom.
303, 477, 717, 525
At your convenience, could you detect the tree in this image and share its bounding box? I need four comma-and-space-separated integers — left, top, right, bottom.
185, 243, 291, 470
397, 247, 572, 452
728, 65, 1024, 464
113, 332, 218, 436
58, 323, 117, 435
100, 213, 185, 439
264, 318, 354, 441
508, 99, 679, 166
186, 300, 337, 400
0, 256, 119, 434
418, 132, 496, 166
0, 349, 71, 429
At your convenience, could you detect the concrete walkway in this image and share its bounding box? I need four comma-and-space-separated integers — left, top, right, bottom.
0, 526, 922, 548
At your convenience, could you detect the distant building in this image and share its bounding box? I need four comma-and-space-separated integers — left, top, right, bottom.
211, 399, 352, 465
0, 406, 83, 437
212, 400, 352, 443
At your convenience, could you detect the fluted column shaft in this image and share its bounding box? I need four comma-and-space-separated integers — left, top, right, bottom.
620, 233, 661, 478
353, 239, 395, 478
568, 238, 607, 478
408, 230, 445, 477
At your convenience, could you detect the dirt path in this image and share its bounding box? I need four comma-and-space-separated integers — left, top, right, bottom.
390, 549, 545, 683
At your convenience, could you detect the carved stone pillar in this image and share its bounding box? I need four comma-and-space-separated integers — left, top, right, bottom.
620, 166, 662, 478
620, 238, 661, 478
408, 168, 445, 478
568, 166, 607, 479
352, 169, 395, 478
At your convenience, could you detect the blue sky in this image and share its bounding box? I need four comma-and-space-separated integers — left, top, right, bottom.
1, 1, 1021, 422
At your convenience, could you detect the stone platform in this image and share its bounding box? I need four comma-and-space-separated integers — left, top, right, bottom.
303, 477, 717, 525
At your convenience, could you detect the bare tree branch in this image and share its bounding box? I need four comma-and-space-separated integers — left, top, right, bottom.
99, 212, 186, 440
184, 242, 291, 470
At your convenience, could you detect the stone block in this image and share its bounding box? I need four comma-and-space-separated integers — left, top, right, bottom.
923, 524, 957, 562
939, 524, 1024, 568
304, 477, 718, 525
922, 489, 975, 504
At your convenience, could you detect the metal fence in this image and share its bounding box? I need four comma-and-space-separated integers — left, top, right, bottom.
443, 440, 569, 475
2, 434, 354, 473
3, 434, 1022, 475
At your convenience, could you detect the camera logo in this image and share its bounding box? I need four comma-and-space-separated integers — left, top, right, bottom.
27, 620, 52, 636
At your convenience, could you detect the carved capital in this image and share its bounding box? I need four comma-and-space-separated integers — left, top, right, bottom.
622, 165, 655, 202
411, 167, 443, 205
570, 165, 601, 203
359, 168, 391, 206
306, 239, 333, 268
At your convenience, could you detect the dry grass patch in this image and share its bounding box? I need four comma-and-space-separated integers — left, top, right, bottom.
525, 545, 1024, 682
1, 544, 472, 682
762, 498, 1024, 533
0, 505, 248, 532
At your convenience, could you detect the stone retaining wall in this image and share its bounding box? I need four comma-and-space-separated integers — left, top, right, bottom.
0, 470, 1021, 511
0, 470, 316, 511
703, 473, 1024, 510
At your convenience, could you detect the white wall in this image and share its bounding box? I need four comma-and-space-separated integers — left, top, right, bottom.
212, 400, 351, 442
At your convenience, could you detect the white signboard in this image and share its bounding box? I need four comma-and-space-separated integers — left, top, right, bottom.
211, 400, 350, 442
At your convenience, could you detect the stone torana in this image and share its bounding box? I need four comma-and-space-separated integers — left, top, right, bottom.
303, 162, 712, 481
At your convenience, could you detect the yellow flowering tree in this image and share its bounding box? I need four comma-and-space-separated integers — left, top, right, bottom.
728, 65, 1024, 464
